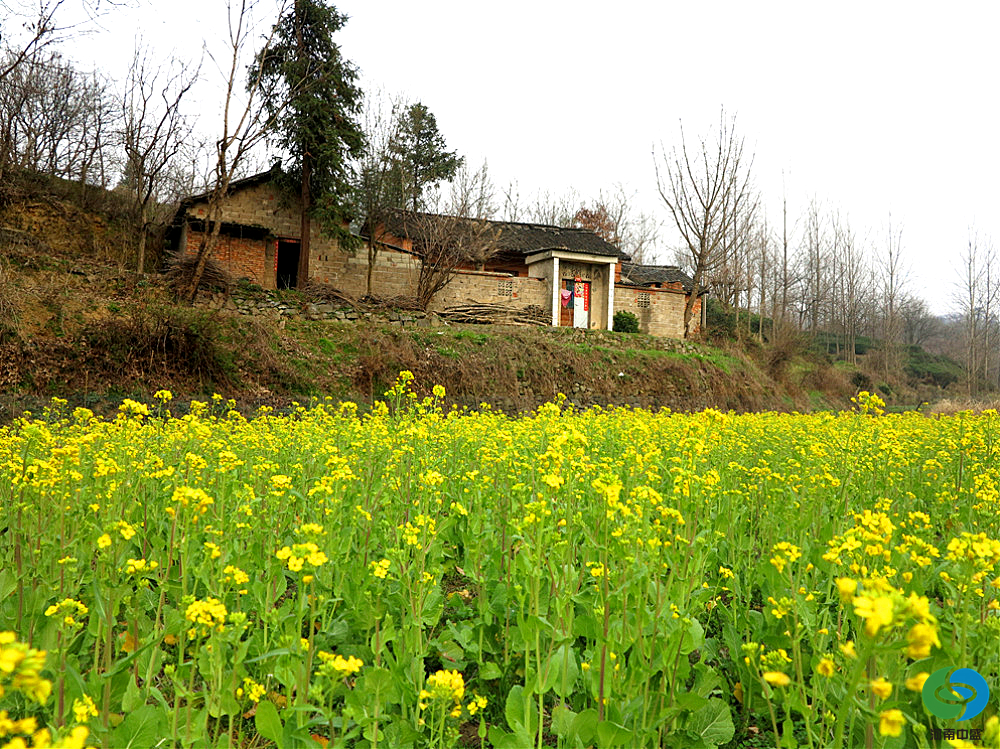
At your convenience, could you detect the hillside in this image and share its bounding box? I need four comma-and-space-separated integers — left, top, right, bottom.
0, 173, 957, 420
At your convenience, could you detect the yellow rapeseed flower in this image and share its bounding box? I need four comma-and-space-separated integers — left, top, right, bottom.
853, 594, 895, 637
878, 709, 905, 737
72, 695, 98, 724
870, 677, 892, 701
762, 672, 790, 687
905, 622, 940, 659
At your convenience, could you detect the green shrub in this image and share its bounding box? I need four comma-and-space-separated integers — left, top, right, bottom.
613, 310, 640, 333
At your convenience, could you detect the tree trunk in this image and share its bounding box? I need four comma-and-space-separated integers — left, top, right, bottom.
366, 236, 376, 296
298, 153, 311, 287
136, 203, 148, 273
683, 273, 702, 339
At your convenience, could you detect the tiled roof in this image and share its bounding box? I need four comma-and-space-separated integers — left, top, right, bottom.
178, 166, 282, 208
382, 210, 622, 258
620, 262, 696, 292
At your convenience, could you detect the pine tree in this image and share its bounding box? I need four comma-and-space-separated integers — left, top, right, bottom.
391, 102, 463, 212
251, 0, 364, 286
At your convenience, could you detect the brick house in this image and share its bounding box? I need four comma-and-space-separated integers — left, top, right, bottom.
172, 170, 704, 337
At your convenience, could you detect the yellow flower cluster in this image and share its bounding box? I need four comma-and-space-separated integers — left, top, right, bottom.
418, 669, 466, 718
44, 599, 88, 629
0, 722, 89, 749
184, 598, 228, 637
369, 558, 391, 579
275, 542, 328, 575
316, 652, 363, 679
769, 542, 802, 574
71, 695, 98, 724
123, 558, 158, 576
466, 694, 488, 715
400, 514, 436, 548
236, 677, 266, 703
223, 565, 249, 586
168, 486, 214, 519
0, 632, 52, 705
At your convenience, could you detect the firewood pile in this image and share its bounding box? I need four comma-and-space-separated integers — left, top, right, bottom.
303, 281, 358, 307
305, 282, 424, 312
164, 252, 233, 294
438, 303, 548, 326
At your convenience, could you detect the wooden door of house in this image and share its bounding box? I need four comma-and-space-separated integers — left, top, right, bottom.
559, 281, 573, 326
560, 278, 590, 328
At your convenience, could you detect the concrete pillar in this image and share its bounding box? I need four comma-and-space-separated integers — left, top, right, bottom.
607, 261, 616, 330
551, 256, 560, 326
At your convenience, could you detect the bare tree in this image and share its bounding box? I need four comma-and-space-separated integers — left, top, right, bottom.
655, 110, 755, 337
515, 186, 579, 227
414, 161, 501, 306
0, 0, 64, 83
0, 49, 116, 187
899, 294, 941, 349
357, 90, 407, 295
412, 213, 501, 308
799, 197, 828, 332
954, 228, 998, 394
879, 214, 907, 379
120, 44, 198, 272
184, 0, 293, 303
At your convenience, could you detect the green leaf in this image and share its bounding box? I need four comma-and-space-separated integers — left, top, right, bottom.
681, 618, 705, 655
568, 708, 599, 745
0, 568, 16, 600
551, 704, 575, 737
686, 698, 735, 747
122, 678, 144, 713
255, 700, 285, 749
675, 692, 709, 712
691, 662, 722, 698
359, 666, 392, 693
244, 646, 299, 664
780, 717, 797, 748
505, 684, 526, 732
518, 614, 553, 642
110, 705, 167, 749
487, 727, 522, 749
596, 720, 634, 747
478, 661, 502, 680
545, 644, 579, 698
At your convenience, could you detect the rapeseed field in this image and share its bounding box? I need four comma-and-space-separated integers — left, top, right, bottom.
1, 376, 998, 748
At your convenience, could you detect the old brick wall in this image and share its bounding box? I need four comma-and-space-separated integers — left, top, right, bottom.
430, 271, 549, 311
183, 229, 274, 288
314, 246, 421, 298
614, 285, 701, 338
182, 182, 423, 296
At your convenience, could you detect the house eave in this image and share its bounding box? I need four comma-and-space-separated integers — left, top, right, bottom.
524, 249, 619, 266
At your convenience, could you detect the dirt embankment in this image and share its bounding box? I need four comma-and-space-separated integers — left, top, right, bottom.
0, 173, 859, 420
0, 253, 846, 422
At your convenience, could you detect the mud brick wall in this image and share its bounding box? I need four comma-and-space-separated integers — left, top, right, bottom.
430, 271, 549, 311
614, 285, 700, 338
181, 182, 425, 295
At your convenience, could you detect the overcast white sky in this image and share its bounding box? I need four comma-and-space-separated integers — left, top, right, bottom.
60, 0, 1000, 315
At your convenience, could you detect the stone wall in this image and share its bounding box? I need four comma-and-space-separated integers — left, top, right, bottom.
614, 285, 701, 338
